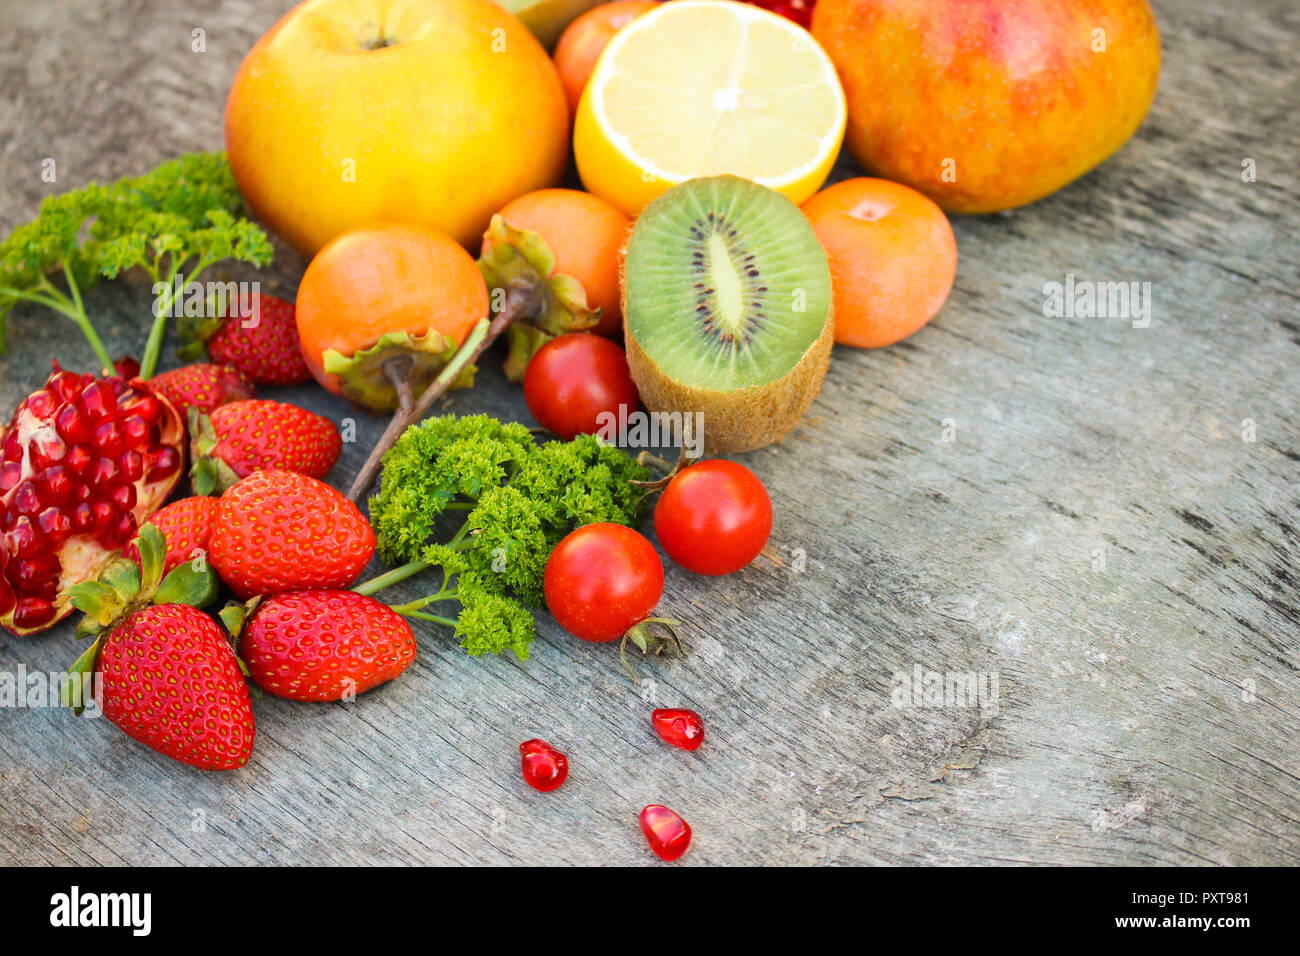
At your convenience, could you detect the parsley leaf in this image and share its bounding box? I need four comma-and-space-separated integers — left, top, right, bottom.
365, 414, 651, 659
0, 152, 271, 375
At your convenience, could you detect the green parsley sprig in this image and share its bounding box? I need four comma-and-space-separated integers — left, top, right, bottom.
357, 414, 650, 660
0, 151, 271, 376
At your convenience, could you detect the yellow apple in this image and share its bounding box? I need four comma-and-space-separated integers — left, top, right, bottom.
225, 0, 570, 256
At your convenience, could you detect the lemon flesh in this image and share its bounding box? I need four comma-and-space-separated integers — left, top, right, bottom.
575, 0, 847, 216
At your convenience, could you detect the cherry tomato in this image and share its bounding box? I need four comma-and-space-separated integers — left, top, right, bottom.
544, 523, 663, 642
523, 333, 640, 441
653, 460, 773, 575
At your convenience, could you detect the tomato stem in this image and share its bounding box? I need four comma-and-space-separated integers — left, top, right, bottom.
619, 617, 686, 684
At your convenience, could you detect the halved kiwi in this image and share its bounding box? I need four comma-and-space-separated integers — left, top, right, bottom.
622, 176, 834, 453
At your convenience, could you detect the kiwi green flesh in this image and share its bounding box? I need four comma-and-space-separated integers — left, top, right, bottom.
623, 176, 832, 392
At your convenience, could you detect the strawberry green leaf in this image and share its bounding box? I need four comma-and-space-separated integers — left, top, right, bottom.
154, 560, 220, 609
133, 523, 167, 599
67, 580, 127, 627
97, 557, 143, 606
61, 633, 105, 714
218, 601, 247, 641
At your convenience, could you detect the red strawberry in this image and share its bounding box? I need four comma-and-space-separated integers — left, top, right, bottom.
150, 363, 256, 416
182, 293, 312, 386
125, 497, 220, 576
1, 363, 185, 635
191, 400, 340, 495
94, 603, 254, 770
209, 469, 376, 600
239, 590, 416, 701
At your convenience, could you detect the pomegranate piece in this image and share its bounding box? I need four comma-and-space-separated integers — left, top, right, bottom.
638, 805, 692, 862
0, 363, 185, 636
519, 739, 569, 792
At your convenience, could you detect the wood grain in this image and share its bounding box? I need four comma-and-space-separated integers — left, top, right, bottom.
0, 0, 1296, 865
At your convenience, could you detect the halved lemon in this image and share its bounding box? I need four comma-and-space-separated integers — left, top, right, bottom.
574, 0, 847, 216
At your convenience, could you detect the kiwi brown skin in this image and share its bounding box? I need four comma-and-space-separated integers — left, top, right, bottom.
618, 176, 835, 454
623, 303, 833, 453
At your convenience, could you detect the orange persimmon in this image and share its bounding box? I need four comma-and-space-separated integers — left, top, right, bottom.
295, 222, 488, 409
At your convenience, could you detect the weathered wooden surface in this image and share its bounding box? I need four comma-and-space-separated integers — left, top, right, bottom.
0, 0, 1297, 866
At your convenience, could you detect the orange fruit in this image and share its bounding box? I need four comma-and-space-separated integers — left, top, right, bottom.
553, 0, 659, 117
491, 189, 630, 336
296, 222, 489, 409
801, 178, 956, 349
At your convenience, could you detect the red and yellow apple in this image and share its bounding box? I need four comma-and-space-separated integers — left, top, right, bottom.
812, 0, 1161, 214
225, 0, 570, 256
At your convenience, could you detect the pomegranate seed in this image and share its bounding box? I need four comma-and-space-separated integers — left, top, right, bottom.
109, 483, 137, 512
114, 356, 142, 379
49, 371, 83, 403
0, 461, 20, 492
36, 507, 72, 544
31, 433, 67, 470
122, 414, 149, 444
66, 443, 95, 475
119, 449, 144, 482
92, 420, 125, 457
81, 380, 117, 422
0, 578, 14, 616
37, 464, 77, 505
3, 430, 22, 461
26, 389, 58, 418
519, 739, 569, 792
90, 457, 119, 492
106, 377, 130, 397
148, 446, 181, 482
55, 403, 94, 443
14, 554, 60, 589
12, 481, 41, 516
12, 596, 57, 629
71, 501, 95, 533
651, 709, 706, 751
91, 500, 119, 534
129, 395, 160, 423
638, 805, 692, 862
9, 516, 44, 558
103, 512, 137, 548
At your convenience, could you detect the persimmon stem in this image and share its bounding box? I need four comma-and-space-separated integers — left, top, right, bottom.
346, 282, 539, 504
345, 355, 414, 503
